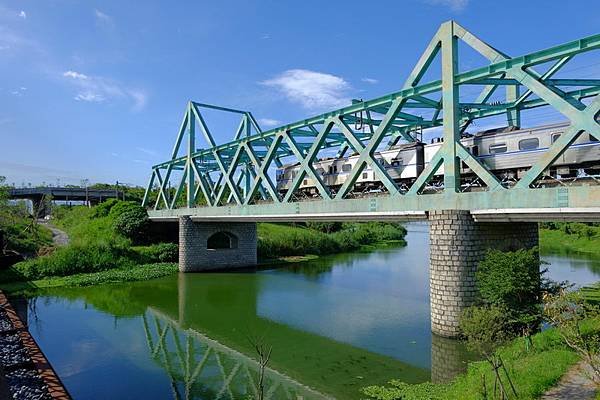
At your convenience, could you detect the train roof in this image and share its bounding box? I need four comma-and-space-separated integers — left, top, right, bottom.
472, 121, 570, 138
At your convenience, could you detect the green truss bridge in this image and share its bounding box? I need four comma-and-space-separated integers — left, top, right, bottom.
142, 21, 600, 338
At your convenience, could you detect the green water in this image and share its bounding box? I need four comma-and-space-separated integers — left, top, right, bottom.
21, 225, 600, 399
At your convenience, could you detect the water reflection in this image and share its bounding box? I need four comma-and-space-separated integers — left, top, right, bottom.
144, 308, 331, 400
430, 334, 471, 384
20, 224, 600, 400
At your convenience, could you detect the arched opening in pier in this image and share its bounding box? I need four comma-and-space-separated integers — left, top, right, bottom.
207, 231, 238, 250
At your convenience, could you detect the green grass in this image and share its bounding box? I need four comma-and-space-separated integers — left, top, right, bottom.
2, 263, 178, 296
540, 223, 600, 257
362, 326, 584, 400
0, 205, 407, 295
257, 222, 406, 259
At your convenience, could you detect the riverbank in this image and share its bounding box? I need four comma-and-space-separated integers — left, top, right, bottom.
0, 202, 407, 295
540, 223, 600, 257
361, 278, 600, 400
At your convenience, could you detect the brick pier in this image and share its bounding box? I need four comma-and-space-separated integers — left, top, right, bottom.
178, 216, 257, 272
428, 210, 539, 338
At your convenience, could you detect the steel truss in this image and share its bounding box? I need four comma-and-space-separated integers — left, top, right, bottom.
143, 21, 600, 218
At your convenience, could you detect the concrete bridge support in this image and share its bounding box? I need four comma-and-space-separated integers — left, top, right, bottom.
178, 216, 257, 272
429, 210, 539, 338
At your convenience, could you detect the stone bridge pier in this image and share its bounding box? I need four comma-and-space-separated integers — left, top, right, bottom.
428, 210, 539, 338
178, 216, 257, 272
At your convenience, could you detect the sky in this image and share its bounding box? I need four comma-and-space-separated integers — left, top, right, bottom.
1, 0, 600, 187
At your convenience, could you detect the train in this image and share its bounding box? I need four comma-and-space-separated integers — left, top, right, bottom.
275, 121, 600, 197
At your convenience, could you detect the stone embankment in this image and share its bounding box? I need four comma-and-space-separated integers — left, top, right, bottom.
0, 291, 70, 400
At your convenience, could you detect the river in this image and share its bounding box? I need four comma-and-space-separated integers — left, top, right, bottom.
19, 223, 600, 399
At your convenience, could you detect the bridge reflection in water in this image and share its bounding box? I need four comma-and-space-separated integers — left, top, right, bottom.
133, 271, 472, 400
143, 308, 332, 400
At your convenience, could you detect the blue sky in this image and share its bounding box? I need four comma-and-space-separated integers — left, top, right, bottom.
1, 0, 600, 187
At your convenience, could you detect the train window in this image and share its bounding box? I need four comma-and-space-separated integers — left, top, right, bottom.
391, 159, 403, 167
552, 133, 561, 143
489, 143, 507, 154
342, 164, 352, 172
328, 165, 338, 174
518, 138, 539, 151
590, 134, 599, 142
470, 146, 479, 156
291, 171, 297, 179
303, 179, 308, 185
362, 172, 368, 179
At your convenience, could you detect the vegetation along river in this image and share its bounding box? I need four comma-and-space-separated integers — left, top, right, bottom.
18, 223, 600, 400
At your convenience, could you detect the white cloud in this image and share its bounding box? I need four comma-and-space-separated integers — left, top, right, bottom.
18, 10, 26, 19
136, 147, 158, 156
261, 33, 271, 40
258, 118, 281, 128
261, 69, 351, 111
0, 25, 39, 53
62, 70, 147, 111
75, 92, 104, 102
361, 77, 378, 84
94, 9, 115, 29
10, 87, 26, 96
63, 70, 88, 80
424, 0, 469, 11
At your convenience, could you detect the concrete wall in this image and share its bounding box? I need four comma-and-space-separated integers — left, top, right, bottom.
429, 210, 538, 338
178, 216, 257, 272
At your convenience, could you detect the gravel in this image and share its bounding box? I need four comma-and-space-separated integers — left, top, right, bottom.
0, 309, 14, 333
5, 369, 51, 400
0, 334, 30, 368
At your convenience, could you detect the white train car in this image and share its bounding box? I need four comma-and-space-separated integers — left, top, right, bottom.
276, 121, 600, 196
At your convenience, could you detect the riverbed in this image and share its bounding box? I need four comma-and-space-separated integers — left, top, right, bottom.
19, 223, 600, 399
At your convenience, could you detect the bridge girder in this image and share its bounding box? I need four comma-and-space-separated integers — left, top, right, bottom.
143, 20, 600, 218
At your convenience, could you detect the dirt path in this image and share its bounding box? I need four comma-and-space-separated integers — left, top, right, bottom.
541, 360, 597, 400
38, 220, 70, 247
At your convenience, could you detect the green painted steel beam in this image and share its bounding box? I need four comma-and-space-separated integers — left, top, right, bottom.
144, 20, 600, 214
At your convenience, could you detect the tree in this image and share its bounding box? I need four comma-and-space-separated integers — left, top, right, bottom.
460, 305, 517, 399
544, 290, 600, 387
113, 205, 150, 243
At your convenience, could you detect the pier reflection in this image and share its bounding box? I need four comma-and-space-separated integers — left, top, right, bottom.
430, 333, 471, 384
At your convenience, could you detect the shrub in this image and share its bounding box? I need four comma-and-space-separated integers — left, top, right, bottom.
90, 198, 119, 218
113, 206, 150, 243
306, 222, 344, 233
475, 248, 543, 335
12, 243, 135, 280
108, 201, 140, 219
135, 243, 178, 263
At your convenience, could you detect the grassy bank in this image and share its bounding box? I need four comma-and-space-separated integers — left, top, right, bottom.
257, 222, 406, 259
0, 202, 406, 294
362, 254, 600, 400
540, 222, 600, 256
1, 263, 178, 296
362, 324, 586, 400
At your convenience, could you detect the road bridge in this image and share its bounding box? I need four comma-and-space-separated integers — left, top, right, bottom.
9, 187, 123, 216
143, 20, 600, 337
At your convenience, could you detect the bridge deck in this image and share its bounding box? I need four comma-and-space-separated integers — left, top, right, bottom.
148, 185, 600, 222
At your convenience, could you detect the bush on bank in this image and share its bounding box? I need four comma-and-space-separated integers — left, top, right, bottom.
2, 202, 407, 283
257, 222, 406, 259
362, 248, 599, 400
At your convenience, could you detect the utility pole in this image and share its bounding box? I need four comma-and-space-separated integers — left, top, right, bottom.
81, 179, 89, 207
